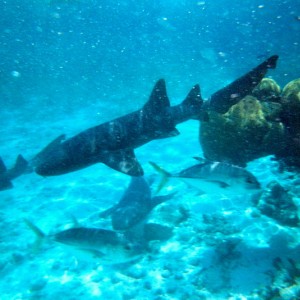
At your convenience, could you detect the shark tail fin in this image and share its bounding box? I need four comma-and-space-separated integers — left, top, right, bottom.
0, 157, 13, 190
149, 161, 171, 193
24, 218, 47, 253
0, 155, 28, 191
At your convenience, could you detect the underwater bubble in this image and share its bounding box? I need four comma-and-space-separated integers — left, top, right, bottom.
11, 71, 21, 78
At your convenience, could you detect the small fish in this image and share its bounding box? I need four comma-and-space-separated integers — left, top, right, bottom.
150, 158, 261, 195
99, 177, 175, 231
24, 219, 143, 264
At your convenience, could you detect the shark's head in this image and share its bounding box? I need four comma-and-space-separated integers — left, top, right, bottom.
34, 144, 90, 176
33, 134, 77, 176
34, 149, 75, 176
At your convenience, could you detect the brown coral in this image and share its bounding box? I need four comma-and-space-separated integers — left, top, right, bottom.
275, 79, 300, 166
252, 78, 281, 102
282, 78, 300, 105
281, 79, 300, 135
200, 94, 286, 166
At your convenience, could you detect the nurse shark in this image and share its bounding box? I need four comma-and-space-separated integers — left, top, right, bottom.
0, 55, 278, 189
32, 78, 204, 177
99, 176, 175, 231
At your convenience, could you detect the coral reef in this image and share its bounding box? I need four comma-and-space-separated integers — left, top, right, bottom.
252, 78, 281, 102
200, 78, 300, 167
252, 181, 299, 227
275, 79, 300, 167
200, 95, 286, 166
257, 258, 300, 299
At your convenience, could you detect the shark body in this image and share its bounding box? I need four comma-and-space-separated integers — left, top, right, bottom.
33, 79, 203, 177
99, 176, 174, 231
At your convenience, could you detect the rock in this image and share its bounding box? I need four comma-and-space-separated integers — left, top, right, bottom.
275, 79, 300, 167
254, 181, 299, 227
252, 78, 281, 102
200, 95, 286, 166
199, 78, 300, 168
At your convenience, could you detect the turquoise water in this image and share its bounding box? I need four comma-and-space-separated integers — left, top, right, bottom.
1, 1, 300, 299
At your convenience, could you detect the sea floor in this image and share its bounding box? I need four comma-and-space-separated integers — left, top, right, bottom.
0, 102, 299, 300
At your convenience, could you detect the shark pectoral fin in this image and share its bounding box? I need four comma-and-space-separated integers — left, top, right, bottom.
101, 150, 144, 176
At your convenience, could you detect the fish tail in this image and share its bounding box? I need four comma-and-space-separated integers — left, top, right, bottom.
149, 161, 171, 193
24, 218, 46, 252
0, 155, 29, 191
0, 156, 13, 190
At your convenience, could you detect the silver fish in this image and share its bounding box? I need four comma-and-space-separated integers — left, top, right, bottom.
150, 158, 261, 195
24, 219, 142, 264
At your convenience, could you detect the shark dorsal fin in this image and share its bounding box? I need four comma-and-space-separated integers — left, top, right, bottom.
182, 84, 203, 107
143, 79, 171, 115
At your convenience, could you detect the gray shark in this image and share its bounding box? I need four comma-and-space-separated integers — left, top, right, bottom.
33, 54, 278, 178
99, 176, 175, 231
33, 79, 204, 177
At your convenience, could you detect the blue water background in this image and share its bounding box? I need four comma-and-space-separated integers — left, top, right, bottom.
0, 1, 300, 299
1, 0, 299, 112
